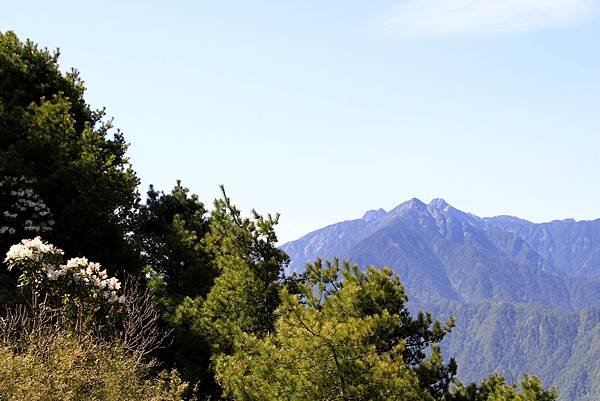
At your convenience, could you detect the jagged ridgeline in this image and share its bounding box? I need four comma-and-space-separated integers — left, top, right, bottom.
281, 198, 600, 401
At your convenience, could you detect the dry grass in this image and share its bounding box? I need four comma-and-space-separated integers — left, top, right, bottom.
0, 311, 187, 401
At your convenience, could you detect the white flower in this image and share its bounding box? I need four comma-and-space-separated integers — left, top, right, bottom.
4, 237, 63, 263
106, 277, 121, 291
46, 265, 64, 281
65, 257, 89, 271
86, 262, 102, 275
5, 243, 32, 262
90, 276, 106, 289
117, 295, 126, 304
104, 290, 118, 303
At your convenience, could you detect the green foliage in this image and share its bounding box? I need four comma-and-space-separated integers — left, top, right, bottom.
137, 181, 215, 301
305, 259, 457, 397
215, 259, 558, 401
137, 184, 288, 398
134, 181, 215, 396
451, 374, 558, 401
0, 31, 140, 294
201, 186, 289, 353
0, 330, 188, 401
215, 259, 452, 400
216, 296, 428, 400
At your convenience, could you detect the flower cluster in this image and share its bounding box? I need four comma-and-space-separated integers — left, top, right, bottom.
5, 236, 64, 264
0, 176, 54, 236
4, 237, 126, 307
56, 256, 125, 304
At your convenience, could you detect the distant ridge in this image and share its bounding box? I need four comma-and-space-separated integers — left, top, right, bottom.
280, 198, 600, 401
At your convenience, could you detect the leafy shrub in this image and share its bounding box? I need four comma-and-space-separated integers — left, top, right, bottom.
0, 329, 187, 401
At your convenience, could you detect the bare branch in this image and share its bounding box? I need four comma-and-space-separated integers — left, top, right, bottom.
118, 275, 172, 363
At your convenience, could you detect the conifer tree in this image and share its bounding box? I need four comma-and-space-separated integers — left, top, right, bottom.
136, 181, 217, 394
216, 259, 454, 400
215, 259, 558, 401
137, 181, 215, 301
201, 186, 289, 353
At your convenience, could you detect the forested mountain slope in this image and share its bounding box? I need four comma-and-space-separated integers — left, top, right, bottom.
281, 199, 600, 401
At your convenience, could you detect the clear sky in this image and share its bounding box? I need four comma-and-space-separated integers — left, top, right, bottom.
4, 1, 600, 243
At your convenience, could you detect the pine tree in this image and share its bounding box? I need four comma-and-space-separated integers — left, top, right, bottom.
215, 259, 455, 400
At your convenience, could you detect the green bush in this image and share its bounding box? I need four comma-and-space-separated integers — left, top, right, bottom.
0, 329, 188, 401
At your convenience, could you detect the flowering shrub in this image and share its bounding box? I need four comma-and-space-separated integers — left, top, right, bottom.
5, 236, 63, 292
0, 176, 54, 237
4, 237, 126, 327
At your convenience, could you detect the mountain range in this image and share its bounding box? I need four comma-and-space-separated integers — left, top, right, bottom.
281, 198, 600, 401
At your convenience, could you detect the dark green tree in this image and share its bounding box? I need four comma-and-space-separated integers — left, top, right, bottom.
138, 185, 288, 399
136, 181, 217, 396
0, 31, 140, 302
137, 181, 215, 301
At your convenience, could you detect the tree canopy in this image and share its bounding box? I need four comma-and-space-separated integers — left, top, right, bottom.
216, 259, 453, 400
0, 31, 140, 282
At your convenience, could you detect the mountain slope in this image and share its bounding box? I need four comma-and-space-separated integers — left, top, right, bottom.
482, 216, 600, 280
419, 300, 600, 401
282, 198, 600, 311
280, 198, 600, 401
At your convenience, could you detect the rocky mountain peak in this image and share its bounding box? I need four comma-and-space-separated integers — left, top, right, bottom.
362, 208, 387, 222
390, 197, 429, 216
428, 198, 450, 211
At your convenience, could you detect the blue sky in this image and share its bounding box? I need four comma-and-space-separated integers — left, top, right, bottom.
4, 1, 600, 242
